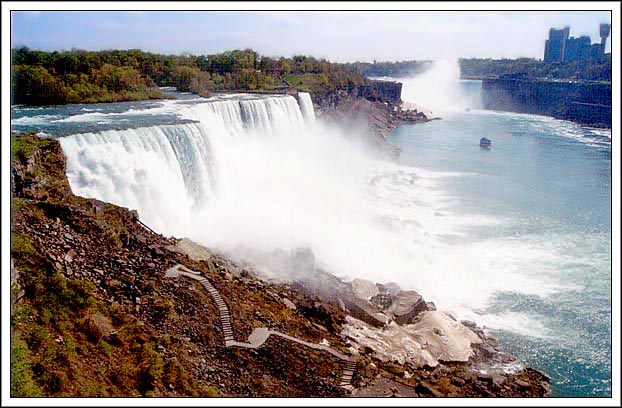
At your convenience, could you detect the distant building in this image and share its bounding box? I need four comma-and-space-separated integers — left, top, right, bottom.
543, 24, 610, 63
544, 27, 570, 63
564, 36, 591, 62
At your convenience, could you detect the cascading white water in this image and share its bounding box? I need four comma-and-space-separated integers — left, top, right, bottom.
61, 95, 308, 234
60, 123, 215, 233
297, 92, 315, 122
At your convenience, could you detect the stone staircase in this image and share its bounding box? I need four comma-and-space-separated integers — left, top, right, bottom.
165, 264, 357, 392
339, 359, 357, 391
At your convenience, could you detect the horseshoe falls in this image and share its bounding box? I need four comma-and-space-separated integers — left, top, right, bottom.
11, 87, 611, 396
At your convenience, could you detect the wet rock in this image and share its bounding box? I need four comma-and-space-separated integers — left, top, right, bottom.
351, 278, 378, 300
461, 320, 477, 328
168, 238, 211, 261
478, 342, 497, 358
386, 290, 427, 325
343, 296, 389, 328
337, 298, 346, 312
382, 282, 402, 295
410, 311, 482, 363
369, 293, 393, 310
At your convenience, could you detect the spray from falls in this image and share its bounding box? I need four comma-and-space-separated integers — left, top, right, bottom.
399, 59, 482, 114
60, 91, 564, 330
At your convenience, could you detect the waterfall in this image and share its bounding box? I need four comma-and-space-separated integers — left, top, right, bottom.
60, 94, 318, 235
297, 92, 315, 122
60, 123, 214, 233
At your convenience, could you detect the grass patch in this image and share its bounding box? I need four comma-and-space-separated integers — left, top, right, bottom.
11, 132, 55, 161
11, 233, 35, 258
284, 74, 328, 92
11, 334, 42, 397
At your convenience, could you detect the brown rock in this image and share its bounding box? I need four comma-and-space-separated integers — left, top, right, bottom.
415, 381, 444, 397
343, 296, 389, 328
351, 278, 378, 300
386, 290, 427, 325
64, 249, 76, 263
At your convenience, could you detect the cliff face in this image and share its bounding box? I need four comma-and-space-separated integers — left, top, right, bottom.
310, 79, 429, 151
358, 80, 403, 103
481, 78, 611, 128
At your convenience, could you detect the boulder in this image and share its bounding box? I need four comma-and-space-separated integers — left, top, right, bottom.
168, 238, 212, 261
408, 311, 482, 363
382, 282, 402, 295
342, 315, 437, 367
342, 296, 389, 328
351, 278, 378, 300
386, 290, 427, 325
283, 298, 297, 311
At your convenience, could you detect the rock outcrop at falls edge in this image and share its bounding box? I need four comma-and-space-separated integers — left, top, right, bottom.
308, 80, 433, 146
9, 132, 551, 397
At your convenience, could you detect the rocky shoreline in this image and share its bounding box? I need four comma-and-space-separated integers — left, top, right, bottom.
10, 132, 551, 397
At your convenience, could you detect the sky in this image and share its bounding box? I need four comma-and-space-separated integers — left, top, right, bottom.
11, 11, 612, 62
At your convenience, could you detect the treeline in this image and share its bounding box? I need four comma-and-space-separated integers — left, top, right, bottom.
11, 47, 367, 105
459, 57, 612, 82
345, 60, 433, 78
344, 56, 611, 82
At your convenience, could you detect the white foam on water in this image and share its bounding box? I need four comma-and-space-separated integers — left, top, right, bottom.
11, 114, 63, 125
470, 312, 552, 339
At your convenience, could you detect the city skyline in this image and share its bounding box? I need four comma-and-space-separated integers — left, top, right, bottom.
11, 11, 612, 62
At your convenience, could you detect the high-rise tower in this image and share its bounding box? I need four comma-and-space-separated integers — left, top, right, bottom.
544, 27, 570, 63
544, 24, 610, 63
600, 23, 611, 46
